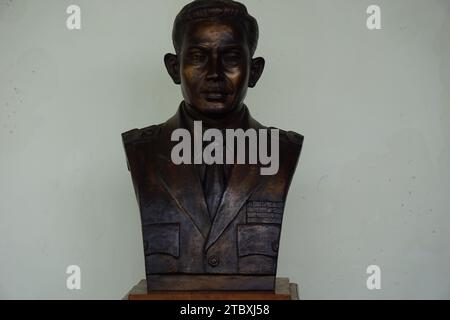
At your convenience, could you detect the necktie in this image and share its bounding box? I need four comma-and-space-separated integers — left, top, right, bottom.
203, 163, 225, 221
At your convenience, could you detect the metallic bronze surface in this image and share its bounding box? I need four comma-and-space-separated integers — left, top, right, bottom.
122, 0, 304, 292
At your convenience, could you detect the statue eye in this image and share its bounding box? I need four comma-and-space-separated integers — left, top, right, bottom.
222, 52, 242, 66
188, 52, 207, 64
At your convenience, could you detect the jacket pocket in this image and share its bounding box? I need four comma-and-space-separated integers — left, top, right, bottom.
237, 224, 281, 274
143, 223, 180, 258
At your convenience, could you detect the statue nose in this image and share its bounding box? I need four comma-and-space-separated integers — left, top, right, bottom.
206, 58, 222, 80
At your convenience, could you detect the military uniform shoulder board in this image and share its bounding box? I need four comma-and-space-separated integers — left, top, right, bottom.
286, 131, 304, 146
122, 124, 161, 145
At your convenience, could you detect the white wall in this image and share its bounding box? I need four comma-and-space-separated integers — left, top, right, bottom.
1, 0, 449, 299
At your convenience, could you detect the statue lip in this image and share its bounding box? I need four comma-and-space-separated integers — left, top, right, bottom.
200, 85, 232, 94
200, 88, 229, 100
202, 92, 228, 101
201, 89, 230, 94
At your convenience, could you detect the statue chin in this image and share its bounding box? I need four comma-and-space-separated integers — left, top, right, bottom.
191, 104, 229, 116
188, 102, 243, 120
200, 109, 231, 119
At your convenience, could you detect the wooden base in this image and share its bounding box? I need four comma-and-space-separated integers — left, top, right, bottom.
125, 278, 299, 300
146, 274, 275, 291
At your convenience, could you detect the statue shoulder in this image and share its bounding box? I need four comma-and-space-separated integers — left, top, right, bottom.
276, 129, 305, 171
122, 124, 163, 146
272, 127, 304, 148
285, 130, 304, 147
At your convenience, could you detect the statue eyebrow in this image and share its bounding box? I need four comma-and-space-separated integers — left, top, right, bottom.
186, 45, 210, 52
221, 44, 243, 48
186, 44, 244, 51
220, 46, 244, 53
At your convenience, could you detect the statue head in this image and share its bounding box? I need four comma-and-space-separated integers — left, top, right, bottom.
164, 0, 265, 118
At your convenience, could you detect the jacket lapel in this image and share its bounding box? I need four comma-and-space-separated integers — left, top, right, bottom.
205, 163, 266, 250
205, 113, 268, 251
156, 109, 211, 239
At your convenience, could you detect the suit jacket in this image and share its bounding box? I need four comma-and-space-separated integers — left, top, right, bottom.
122, 104, 304, 291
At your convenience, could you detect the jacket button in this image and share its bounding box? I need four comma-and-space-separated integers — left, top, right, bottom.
208, 255, 220, 267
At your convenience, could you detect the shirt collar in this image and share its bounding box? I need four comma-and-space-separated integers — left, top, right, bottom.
180, 101, 249, 133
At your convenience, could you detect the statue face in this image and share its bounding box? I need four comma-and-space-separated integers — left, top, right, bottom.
180, 20, 250, 117
165, 19, 265, 118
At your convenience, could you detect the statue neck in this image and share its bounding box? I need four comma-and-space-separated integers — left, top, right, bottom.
182, 102, 247, 131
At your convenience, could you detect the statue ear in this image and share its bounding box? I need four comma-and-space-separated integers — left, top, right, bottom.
164, 53, 181, 85
248, 57, 265, 88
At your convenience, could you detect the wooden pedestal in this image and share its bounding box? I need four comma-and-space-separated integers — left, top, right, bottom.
125, 278, 299, 300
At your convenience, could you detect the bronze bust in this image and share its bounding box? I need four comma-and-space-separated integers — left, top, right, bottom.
122, 0, 304, 291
